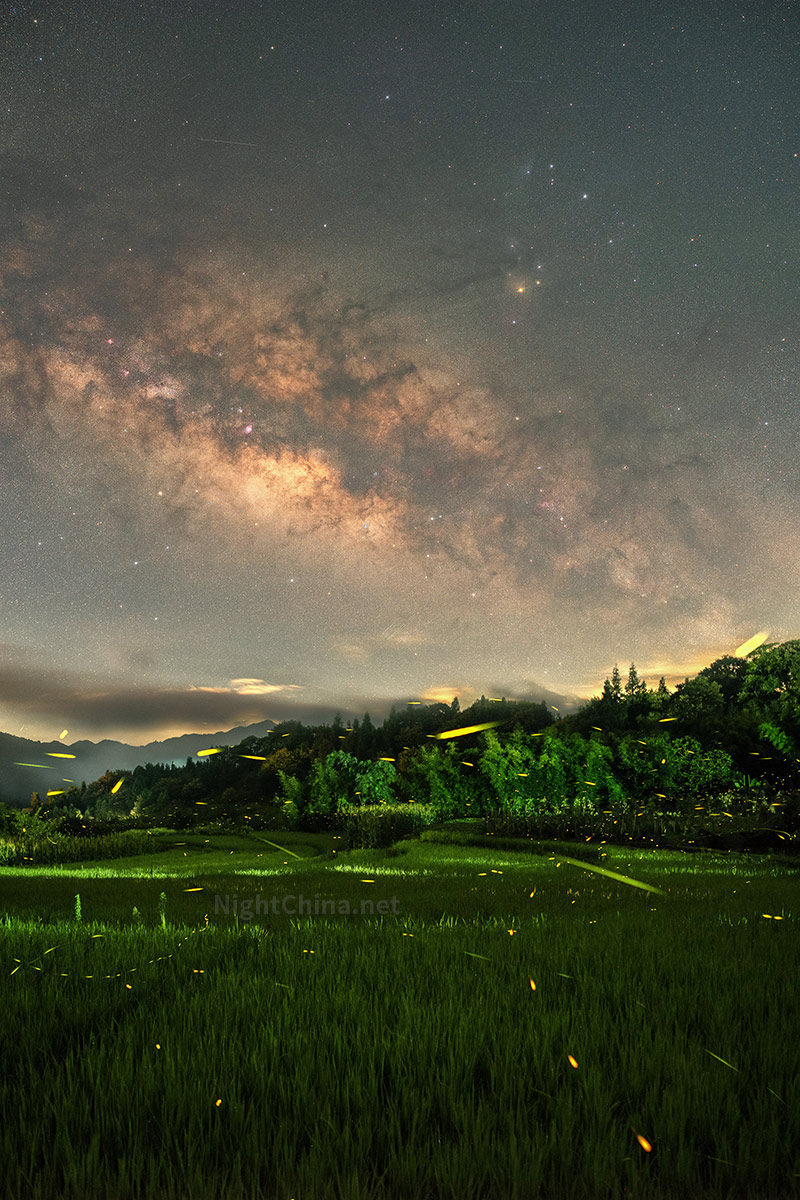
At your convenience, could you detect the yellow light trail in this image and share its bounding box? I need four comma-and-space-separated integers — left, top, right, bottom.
251, 835, 304, 859
432, 721, 502, 739
555, 856, 666, 895
734, 629, 770, 657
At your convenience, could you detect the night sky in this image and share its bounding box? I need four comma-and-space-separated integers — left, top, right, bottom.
1, 0, 797, 745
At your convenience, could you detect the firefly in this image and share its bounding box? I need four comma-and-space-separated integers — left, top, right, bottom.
434, 721, 502, 739
734, 629, 770, 657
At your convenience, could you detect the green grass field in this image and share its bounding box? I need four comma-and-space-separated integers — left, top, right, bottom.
2, 830, 799, 1199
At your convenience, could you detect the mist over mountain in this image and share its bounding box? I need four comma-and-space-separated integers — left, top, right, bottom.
0, 722, 273, 807
0, 687, 580, 807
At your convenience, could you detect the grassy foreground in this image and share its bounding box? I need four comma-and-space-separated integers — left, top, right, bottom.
1, 834, 799, 1199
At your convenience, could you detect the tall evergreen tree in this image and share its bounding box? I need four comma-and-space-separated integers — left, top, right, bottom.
625, 663, 645, 695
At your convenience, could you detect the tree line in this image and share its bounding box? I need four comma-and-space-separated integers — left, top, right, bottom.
21, 641, 800, 832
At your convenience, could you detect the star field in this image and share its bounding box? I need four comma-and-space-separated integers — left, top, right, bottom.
0, 0, 798, 742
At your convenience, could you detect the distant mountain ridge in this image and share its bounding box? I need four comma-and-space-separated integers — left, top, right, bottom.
0, 720, 279, 807
0, 685, 581, 808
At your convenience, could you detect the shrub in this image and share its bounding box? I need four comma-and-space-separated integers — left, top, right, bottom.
337, 804, 434, 849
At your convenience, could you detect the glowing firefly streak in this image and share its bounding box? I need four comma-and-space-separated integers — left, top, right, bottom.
432, 721, 502, 739
555, 856, 666, 895
704, 1049, 739, 1071
46, 752, 76, 759
734, 629, 770, 657
251, 835, 303, 859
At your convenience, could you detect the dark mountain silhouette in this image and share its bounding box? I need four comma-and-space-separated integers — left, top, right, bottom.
0, 722, 281, 807
0, 686, 581, 807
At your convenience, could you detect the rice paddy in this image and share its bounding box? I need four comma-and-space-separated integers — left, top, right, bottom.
2, 829, 799, 1199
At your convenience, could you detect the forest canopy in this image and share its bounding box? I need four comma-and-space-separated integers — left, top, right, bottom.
14, 641, 798, 834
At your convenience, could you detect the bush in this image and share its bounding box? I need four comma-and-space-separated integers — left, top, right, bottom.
336, 804, 435, 849
0, 805, 30, 836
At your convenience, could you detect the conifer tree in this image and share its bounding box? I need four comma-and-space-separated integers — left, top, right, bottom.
626, 663, 646, 696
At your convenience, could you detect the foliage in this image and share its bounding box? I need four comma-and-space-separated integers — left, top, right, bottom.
695, 655, 750, 707
354, 758, 398, 806
402, 743, 484, 820
739, 645, 800, 770
277, 770, 304, 829
0, 804, 31, 836
334, 803, 433, 849
17, 640, 800, 846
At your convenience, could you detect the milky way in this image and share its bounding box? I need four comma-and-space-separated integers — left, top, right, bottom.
1, 1, 797, 741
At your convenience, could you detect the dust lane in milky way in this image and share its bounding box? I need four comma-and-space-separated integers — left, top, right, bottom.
0, 1, 797, 741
